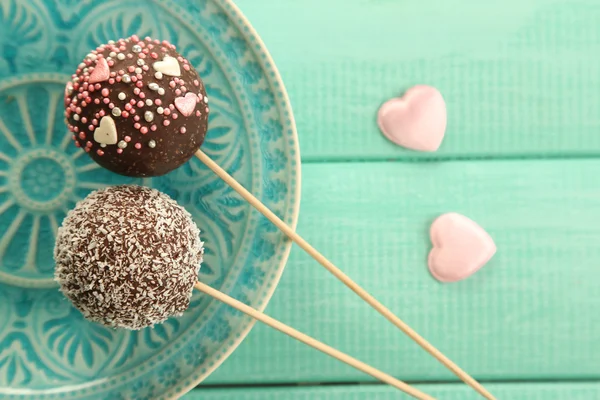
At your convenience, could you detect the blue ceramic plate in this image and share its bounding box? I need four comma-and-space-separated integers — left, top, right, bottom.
0, 0, 299, 398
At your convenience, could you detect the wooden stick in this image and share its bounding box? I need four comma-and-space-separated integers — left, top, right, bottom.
196, 149, 495, 400
195, 282, 434, 400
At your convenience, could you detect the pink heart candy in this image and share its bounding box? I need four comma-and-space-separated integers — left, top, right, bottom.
89, 58, 110, 84
174, 93, 197, 117
377, 85, 447, 152
428, 213, 496, 283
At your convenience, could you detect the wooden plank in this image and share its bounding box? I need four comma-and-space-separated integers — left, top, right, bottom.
205, 160, 600, 384
187, 382, 600, 399
235, 0, 600, 160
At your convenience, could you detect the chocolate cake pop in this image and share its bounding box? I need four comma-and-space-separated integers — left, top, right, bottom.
64, 35, 209, 177
54, 185, 204, 330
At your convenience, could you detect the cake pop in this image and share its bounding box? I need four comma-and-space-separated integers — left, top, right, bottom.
54, 185, 203, 330
64, 35, 209, 177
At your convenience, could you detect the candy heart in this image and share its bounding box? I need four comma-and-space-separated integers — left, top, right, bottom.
174, 93, 197, 116
94, 116, 118, 146
428, 213, 496, 283
377, 85, 446, 152
89, 58, 110, 84
153, 56, 180, 77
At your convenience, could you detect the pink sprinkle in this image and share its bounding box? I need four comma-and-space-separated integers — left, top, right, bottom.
74, 141, 81, 148
124, 136, 131, 142
101, 88, 109, 97
85, 147, 91, 153
139, 41, 145, 48
151, 124, 157, 131
85, 97, 92, 104
130, 99, 136, 105
169, 104, 175, 110
79, 132, 85, 139
181, 86, 187, 92
120, 46, 126, 52
97, 149, 104, 156
95, 83, 101, 90
116, 76, 122, 82
142, 49, 149, 55
108, 103, 114, 109
130, 108, 136, 114
94, 98, 100, 104
125, 103, 132, 111
86, 141, 92, 147
151, 52, 158, 59
175, 89, 182, 96
127, 53, 133, 59
118, 70, 124, 75
73, 127, 79, 133
180, 127, 186, 134
140, 127, 148, 134
161, 47, 168, 52
172, 113, 178, 119
144, 36, 151, 41
75, 107, 82, 114
121, 111, 129, 118
134, 123, 141, 129
135, 143, 142, 149
196, 95, 201, 103
128, 66, 135, 73
95, 113, 100, 118
136, 81, 143, 88
154, 39, 160, 44
163, 120, 170, 126
131, 35, 140, 42
162, 40, 170, 46
142, 65, 149, 71
108, 78, 115, 84
196, 110, 201, 117
117, 148, 123, 154
205, 107, 209, 113
134, 88, 140, 95
154, 99, 162, 105
134, 115, 140, 122
139, 92, 145, 99
99, 110, 106, 116
148, 43, 154, 49
108, 60, 114, 67
103, 98, 110, 104
88, 86, 95, 92
136, 74, 143, 80
92, 119, 98, 125
110, 71, 116, 77
169, 81, 176, 88
193, 80, 199, 87
88, 125, 94, 131
177, 56, 184, 62
77, 93, 83, 99
81, 117, 87, 123
137, 101, 144, 108
163, 108, 171, 116
183, 64, 190, 71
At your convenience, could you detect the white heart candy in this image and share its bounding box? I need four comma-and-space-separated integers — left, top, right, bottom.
153, 56, 181, 77
94, 116, 118, 145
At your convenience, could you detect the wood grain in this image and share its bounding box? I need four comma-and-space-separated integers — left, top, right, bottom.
205, 160, 600, 384
235, 0, 600, 161
187, 382, 600, 399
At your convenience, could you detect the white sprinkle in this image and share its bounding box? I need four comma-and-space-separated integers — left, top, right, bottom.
145, 99, 153, 106
132, 45, 142, 53
148, 83, 159, 91
148, 140, 156, 148
156, 107, 164, 115
118, 140, 127, 149
157, 88, 165, 95
73, 114, 80, 121
154, 72, 163, 79
117, 53, 125, 61
144, 111, 154, 122
137, 59, 145, 66
135, 67, 142, 74
112, 107, 122, 117
109, 52, 117, 58
122, 74, 131, 83
118, 92, 126, 101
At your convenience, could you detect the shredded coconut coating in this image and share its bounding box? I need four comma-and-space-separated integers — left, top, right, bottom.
54, 185, 203, 330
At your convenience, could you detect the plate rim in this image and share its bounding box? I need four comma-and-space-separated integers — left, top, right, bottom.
166, 0, 301, 397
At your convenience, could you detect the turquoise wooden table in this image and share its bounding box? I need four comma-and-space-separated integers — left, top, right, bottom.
187, 0, 600, 398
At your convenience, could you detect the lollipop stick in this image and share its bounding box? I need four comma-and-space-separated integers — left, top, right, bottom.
195, 149, 495, 400
195, 282, 433, 400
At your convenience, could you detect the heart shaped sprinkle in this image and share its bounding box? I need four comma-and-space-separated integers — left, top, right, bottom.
89, 57, 110, 84
428, 213, 496, 283
377, 85, 446, 152
174, 93, 197, 117
153, 56, 181, 77
94, 116, 118, 147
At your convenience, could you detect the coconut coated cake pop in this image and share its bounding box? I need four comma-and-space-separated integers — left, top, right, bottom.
54, 185, 204, 330
64, 35, 210, 177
